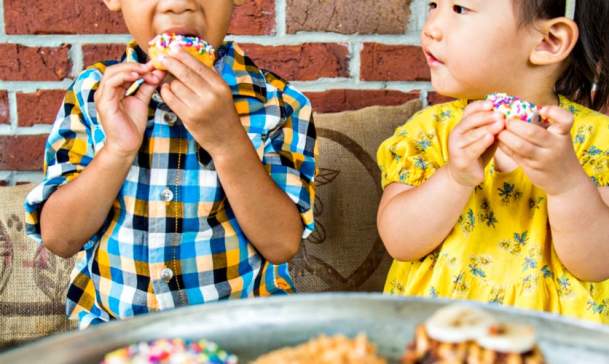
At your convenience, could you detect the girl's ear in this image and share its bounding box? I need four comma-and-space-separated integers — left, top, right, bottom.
103, 0, 121, 11
530, 18, 579, 66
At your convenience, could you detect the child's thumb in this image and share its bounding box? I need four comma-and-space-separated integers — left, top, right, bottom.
134, 82, 158, 104
540, 106, 573, 136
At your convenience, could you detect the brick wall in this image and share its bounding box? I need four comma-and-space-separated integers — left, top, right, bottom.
0, 0, 435, 184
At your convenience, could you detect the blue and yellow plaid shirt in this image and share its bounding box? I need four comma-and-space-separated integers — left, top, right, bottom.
24, 41, 316, 328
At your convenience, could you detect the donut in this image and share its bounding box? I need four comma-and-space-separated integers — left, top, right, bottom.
485, 93, 548, 127
148, 33, 216, 70
101, 338, 238, 364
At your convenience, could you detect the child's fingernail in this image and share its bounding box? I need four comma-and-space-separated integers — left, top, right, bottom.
131, 72, 139, 77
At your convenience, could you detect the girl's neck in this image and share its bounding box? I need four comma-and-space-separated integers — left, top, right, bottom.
517, 90, 560, 107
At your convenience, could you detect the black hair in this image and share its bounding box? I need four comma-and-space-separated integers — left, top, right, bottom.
515, 0, 609, 111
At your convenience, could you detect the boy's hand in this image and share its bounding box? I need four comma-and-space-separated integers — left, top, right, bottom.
497, 106, 587, 196
95, 62, 165, 159
448, 101, 505, 188
159, 47, 244, 157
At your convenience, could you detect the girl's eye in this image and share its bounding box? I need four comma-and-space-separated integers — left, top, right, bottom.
452, 5, 470, 14
428, 1, 438, 11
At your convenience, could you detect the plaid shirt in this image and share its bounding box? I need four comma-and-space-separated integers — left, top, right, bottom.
24, 41, 316, 328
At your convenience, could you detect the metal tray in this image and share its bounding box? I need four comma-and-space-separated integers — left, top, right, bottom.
2, 293, 609, 363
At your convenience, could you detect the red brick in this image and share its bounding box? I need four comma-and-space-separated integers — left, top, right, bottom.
83, 44, 127, 68
306, 89, 419, 113
230, 0, 275, 35
0, 44, 71, 81
360, 44, 430, 82
428, 92, 455, 105
0, 136, 47, 171
5, 0, 127, 34
0, 92, 9, 124
0, 180, 9, 186
287, 0, 412, 34
17, 90, 66, 127
242, 43, 350, 81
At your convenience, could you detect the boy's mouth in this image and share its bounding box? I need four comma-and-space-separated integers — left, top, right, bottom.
159, 27, 200, 38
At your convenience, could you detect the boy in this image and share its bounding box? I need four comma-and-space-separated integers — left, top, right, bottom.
24, 0, 316, 328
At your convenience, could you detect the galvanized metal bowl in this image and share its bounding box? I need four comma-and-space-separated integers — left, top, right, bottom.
2, 293, 609, 363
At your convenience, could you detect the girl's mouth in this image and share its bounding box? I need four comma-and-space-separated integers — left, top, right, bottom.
424, 49, 444, 66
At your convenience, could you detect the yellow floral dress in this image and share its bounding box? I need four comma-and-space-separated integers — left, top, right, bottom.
377, 96, 609, 324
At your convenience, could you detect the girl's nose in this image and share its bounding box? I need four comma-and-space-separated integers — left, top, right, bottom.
422, 18, 443, 41
423, 26, 443, 41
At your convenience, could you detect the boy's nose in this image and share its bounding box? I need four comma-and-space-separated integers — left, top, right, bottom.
157, 0, 197, 14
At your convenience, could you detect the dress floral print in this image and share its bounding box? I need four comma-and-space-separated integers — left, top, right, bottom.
377, 96, 609, 324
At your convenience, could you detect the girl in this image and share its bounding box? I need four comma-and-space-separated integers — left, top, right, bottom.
377, 0, 609, 324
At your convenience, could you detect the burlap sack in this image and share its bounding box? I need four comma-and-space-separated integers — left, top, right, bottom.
0, 184, 76, 348
290, 99, 423, 292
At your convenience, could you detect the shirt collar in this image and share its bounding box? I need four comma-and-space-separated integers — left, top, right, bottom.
122, 40, 267, 104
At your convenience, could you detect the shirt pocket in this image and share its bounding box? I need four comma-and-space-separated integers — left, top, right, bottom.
193, 167, 226, 218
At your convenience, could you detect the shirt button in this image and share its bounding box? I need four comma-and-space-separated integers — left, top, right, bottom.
163, 112, 177, 125
160, 188, 174, 202
160, 267, 174, 282
152, 91, 164, 104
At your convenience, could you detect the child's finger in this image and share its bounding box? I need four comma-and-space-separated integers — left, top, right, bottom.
161, 55, 210, 95
497, 129, 537, 160
505, 118, 549, 148
169, 46, 218, 82
133, 73, 164, 104
167, 80, 198, 109
464, 132, 495, 160
103, 63, 150, 79
457, 111, 503, 135
497, 141, 521, 163
460, 127, 495, 149
100, 71, 141, 102
160, 83, 190, 116
539, 106, 573, 136
462, 100, 494, 119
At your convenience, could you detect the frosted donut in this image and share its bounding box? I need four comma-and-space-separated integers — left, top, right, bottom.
486, 93, 547, 127
148, 33, 216, 70
101, 338, 238, 364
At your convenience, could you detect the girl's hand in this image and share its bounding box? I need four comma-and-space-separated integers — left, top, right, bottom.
94, 62, 165, 159
448, 101, 505, 187
159, 47, 244, 157
497, 106, 587, 195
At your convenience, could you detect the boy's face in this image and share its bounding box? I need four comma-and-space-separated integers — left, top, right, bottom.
104, 0, 234, 52
421, 0, 538, 100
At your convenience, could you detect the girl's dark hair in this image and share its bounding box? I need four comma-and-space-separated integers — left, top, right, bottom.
515, 0, 609, 111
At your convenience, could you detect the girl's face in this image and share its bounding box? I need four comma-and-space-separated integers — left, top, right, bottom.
104, 0, 234, 52
422, 0, 538, 100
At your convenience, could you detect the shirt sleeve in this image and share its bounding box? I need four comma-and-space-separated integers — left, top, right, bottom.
24, 68, 102, 246
572, 105, 609, 187
262, 85, 317, 239
377, 105, 453, 189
